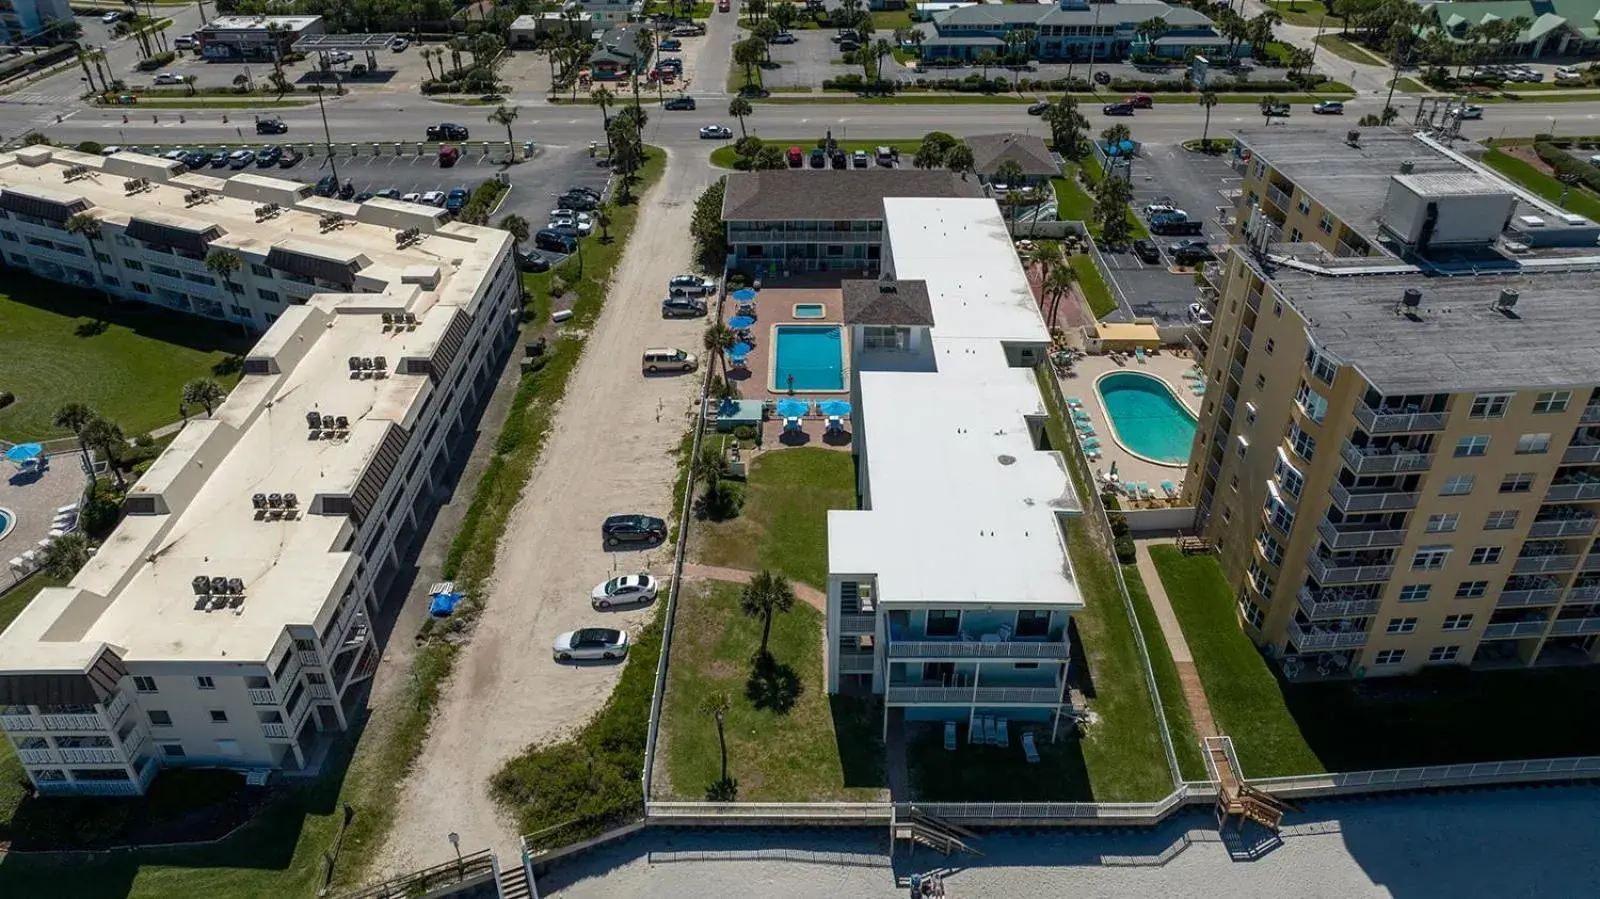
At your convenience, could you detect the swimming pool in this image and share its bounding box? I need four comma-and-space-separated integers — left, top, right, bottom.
1095, 372, 1197, 465
0, 508, 13, 543
792, 304, 826, 319
771, 325, 846, 392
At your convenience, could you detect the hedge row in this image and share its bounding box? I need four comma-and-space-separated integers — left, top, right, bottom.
1533, 141, 1600, 195
820, 73, 1331, 94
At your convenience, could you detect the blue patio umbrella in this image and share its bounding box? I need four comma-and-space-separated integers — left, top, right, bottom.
4, 443, 42, 464
776, 398, 810, 418
730, 341, 753, 357
732, 287, 758, 303
727, 315, 756, 329
817, 400, 852, 417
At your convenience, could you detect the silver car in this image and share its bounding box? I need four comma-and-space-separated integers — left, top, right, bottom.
552, 627, 630, 661
591, 574, 659, 609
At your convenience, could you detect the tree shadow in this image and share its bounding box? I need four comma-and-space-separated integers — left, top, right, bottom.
1065, 617, 1097, 701
74, 320, 110, 338
3, 270, 252, 356
703, 777, 739, 801
745, 652, 802, 713
211, 354, 246, 378
828, 694, 887, 790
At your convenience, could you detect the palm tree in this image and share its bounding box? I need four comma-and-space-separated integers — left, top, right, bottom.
498, 214, 530, 244
82, 415, 127, 487
594, 204, 612, 243
703, 321, 735, 377
1198, 89, 1219, 148
872, 38, 894, 87
1101, 123, 1132, 146
488, 104, 519, 160
53, 403, 96, 472
945, 142, 975, 179
728, 96, 753, 138
593, 87, 616, 152
1044, 261, 1080, 326
205, 249, 242, 296
634, 27, 656, 100
739, 569, 797, 658
699, 691, 733, 785
182, 378, 227, 417
976, 49, 997, 84
65, 212, 109, 293
41, 532, 92, 580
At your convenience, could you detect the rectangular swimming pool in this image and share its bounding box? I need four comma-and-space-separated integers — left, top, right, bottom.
771, 325, 845, 392
793, 303, 826, 319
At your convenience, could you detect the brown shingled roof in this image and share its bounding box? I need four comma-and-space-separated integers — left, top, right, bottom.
842, 279, 935, 326
721, 169, 984, 222
965, 132, 1059, 178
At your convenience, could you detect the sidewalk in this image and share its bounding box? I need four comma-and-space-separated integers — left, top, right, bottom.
1132, 538, 1218, 740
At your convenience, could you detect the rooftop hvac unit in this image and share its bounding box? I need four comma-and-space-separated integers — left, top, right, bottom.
284, 493, 298, 509
1398, 288, 1423, 314
227, 577, 245, 594
192, 574, 212, 595
209, 576, 229, 595
1495, 288, 1519, 311
373, 355, 387, 374
335, 415, 349, 429
306, 410, 322, 429
1398, 159, 1415, 174
252, 492, 268, 510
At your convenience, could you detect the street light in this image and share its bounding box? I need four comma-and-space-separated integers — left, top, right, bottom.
447, 831, 463, 878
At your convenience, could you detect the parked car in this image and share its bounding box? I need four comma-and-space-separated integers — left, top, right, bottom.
516, 250, 550, 272
209, 148, 231, 168
591, 574, 659, 609
535, 229, 578, 253
1126, 93, 1154, 109
391, 37, 410, 51
375, 188, 401, 199
354, 191, 374, 202
661, 295, 708, 318
401, 192, 423, 203
602, 513, 667, 546
254, 145, 282, 166
438, 145, 460, 167
559, 193, 599, 211
1102, 102, 1135, 116
852, 149, 869, 168
1027, 99, 1051, 115
1148, 210, 1189, 226
173, 36, 194, 50
228, 149, 256, 169
668, 274, 715, 296
810, 147, 826, 168
1093, 70, 1111, 85
1132, 239, 1161, 264
1311, 100, 1344, 115
444, 187, 469, 211
672, 24, 705, 36
1143, 202, 1179, 218
420, 190, 447, 207
1172, 245, 1215, 264
1188, 302, 1214, 326
876, 146, 897, 166
663, 95, 696, 110
255, 118, 288, 135
278, 147, 303, 167
1262, 102, 1291, 118
641, 347, 698, 373
1556, 66, 1583, 83
771, 32, 797, 44
101, 11, 122, 24
1151, 219, 1204, 236
1169, 238, 1209, 255
426, 123, 469, 140
659, 38, 681, 51
717, 0, 730, 10
830, 151, 847, 169
1451, 103, 1484, 120
181, 150, 210, 168
153, 72, 190, 86
699, 124, 733, 139
839, 37, 860, 52
787, 146, 803, 167
657, 57, 683, 72
552, 627, 630, 661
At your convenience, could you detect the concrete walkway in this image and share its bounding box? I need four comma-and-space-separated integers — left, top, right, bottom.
678, 563, 827, 611
1132, 539, 1218, 740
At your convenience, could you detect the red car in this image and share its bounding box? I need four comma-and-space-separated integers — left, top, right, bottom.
787, 146, 803, 167
1127, 94, 1154, 109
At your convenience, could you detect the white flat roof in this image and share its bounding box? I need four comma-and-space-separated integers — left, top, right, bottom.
206, 15, 321, 31
829, 198, 1082, 608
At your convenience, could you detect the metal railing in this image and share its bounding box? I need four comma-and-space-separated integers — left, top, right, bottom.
1560, 444, 1600, 465
1229, 360, 1244, 385
58, 747, 125, 764
1569, 585, 1600, 601
248, 687, 277, 706
884, 685, 1066, 705
1306, 554, 1394, 584
1582, 405, 1600, 424
1548, 617, 1600, 636
1, 714, 42, 732
1482, 620, 1549, 639
1316, 518, 1407, 550
38, 713, 105, 730
331, 848, 498, 899
886, 639, 1070, 659
838, 612, 875, 635
262, 722, 289, 739
1265, 184, 1292, 211
1237, 324, 1253, 349
1287, 620, 1370, 650
1328, 481, 1419, 512
1340, 441, 1433, 475
1513, 554, 1580, 574
1545, 482, 1600, 502
1497, 588, 1561, 608
1250, 756, 1600, 796
1527, 517, 1597, 538
1352, 405, 1448, 434
837, 654, 875, 673
1296, 586, 1382, 620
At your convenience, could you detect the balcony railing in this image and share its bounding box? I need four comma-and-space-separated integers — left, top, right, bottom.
1287, 620, 1370, 650
1307, 554, 1394, 584
1238, 325, 1253, 349
1585, 554, 1600, 572
1229, 360, 1245, 385
17, 749, 55, 765
1561, 444, 1600, 465
1513, 554, 1580, 574
297, 649, 323, 667
1297, 586, 1383, 620
248, 688, 278, 706
1222, 393, 1236, 420
1246, 289, 1262, 313
307, 682, 332, 701
887, 639, 1070, 660
885, 685, 1065, 705
1317, 519, 1407, 550
730, 229, 877, 243
0, 713, 40, 732
839, 613, 875, 635
1581, 404, 1600, 424
1569, 586, 1600, 602
103, 692, 129, 725
1206, 457, 1222, 481
1265, 184, 1292, 211
1545, 482, 1600, 502
59, 747, 125, 764
1497, 589, 1561, 608
1528, 518, 1597, 539
1340, 441, 1433, 475
1549, 617, 1600, 636
262, 722, 290, 739
1482, 620, 1549, 639
837, 654, 876, 673
1352, 405, 1448, 434
39, 713, 104, 731
1329, 482, 1419, 513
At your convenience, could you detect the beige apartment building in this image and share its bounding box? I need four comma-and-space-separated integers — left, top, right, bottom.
0, 145, 519, 795
1186, 126, 1600, 678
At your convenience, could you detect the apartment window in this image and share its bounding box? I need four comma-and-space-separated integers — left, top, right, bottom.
1245, 402, 1258, 426
1264, 338, 1275, 355
1374, 649, 1406, 665
251, 263, 272, 277
1236, 434, 1250, 459
1484, 510, 1519, 531
216, 739, 243, 757
1515, 433, 1551, 455
1469, 546, 1503, 565
1386, 617, 1418, 634
1288, 424, 1317, 462
1294, 380, 1328, 423
1398, 584, 1431, 603
1273, 451, 1304, 499
1014, 610, 1049, 638
230, 305, 253, 318
1439, 475, 1474, 496
1229, 474, 1239, 492
1428, 645, 1460, 663
122, 258, 143, 271
1532, 390, 1571, 414
1425, 513, 1459, 533
1255, 373, 1267, 391
862, 326, 909, 352
1296, 196, 1311, 215
257, 288, 280, 302
1318, 211, 1334, 234
1411, 547, 1450, 571
0, 230, 14, 242
1257, 530, 1284, 566
208, 710, 228, 724
95, 252, 111, 263
1443, 613, 1476, 632
1240, 596, 1266, 629
1454, 582, 1487, 600
1469, 393, 1511, 419
1499, 473, 1535, 494
160, 744, 186, 758
1288, 227, 1303, 243
1253, 159, 1266, 179
196, 676, 215, 691
1454, 436, 1489, 458
132, 282, 150, 294
148, 710, 173, 727
926, 610, 959, 638
1248, 561, 1274, 599
1273, 300, 1283, 317
133, 676, 157, 693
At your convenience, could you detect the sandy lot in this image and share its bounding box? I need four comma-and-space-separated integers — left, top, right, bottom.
374, 147, 721, 871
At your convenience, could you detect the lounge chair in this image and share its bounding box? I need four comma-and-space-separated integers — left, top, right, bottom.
1140, 482, 1156, 501
996, 717, 1010, 747
825, 416, 845, 435
1081, 438, 1101, 449
56, 504, 79, 516
944, 721, 957, 751
1071, 410, 1092, 421
1085, 449, 1101, 461
783, 417, 802, 432
1161, 480, 1177, 497
1066, 397, 1084, 408
1022, 731, 1041, 763
1134, 347, 1147, 363
6, 557, 27, 574
1076, 424, 1096, 437
983, 715, 998, 746
968, 718, 982, 745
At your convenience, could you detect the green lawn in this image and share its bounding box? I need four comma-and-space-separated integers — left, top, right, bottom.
1481, 147, 1600, 222
1147, 547, 1322, 778
869, 10, 913, 30
661, 580, 884, 800
1315, 34, 1383, 66
693, 447, 856, 592
0, 277, 250, 441
1268, 1, 1340, 27
1121, 565, 1208, 781
1070, 254, 1117, 320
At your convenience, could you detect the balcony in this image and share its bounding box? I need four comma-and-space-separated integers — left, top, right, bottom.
1287, 620, 1370, 650
307, 682, 332, 701
885, 685, 1066, 705
1265, 184, 1292, 211
1482, 620, 1548, 639
1306, 554, 1394, 584
1561, 444, 1600, 465
839, 613, 876, 635
1317, 518, 1407, 550
1297, 586, 1383, 620
1582, 404, 1600, 424
1246, 289, 1262, 313
39, 713, 105, 731
888, 639, 1070, 660
1221, 393, 1236, 420
1329, 482, 1419, 513
1544, 482, 1600, 502
17, 749, 55, 765
1497, 589, 1562, 608
837, 654, 876, 673
1549, 616, 1600, 636
1340, 441, 1433, 475
1569, 586, 1600, 602
1528, 517, 1597, 538
262, 722, 290, 739
1238, 324, 1253, 349
248, 687, 278, 706
730, 228, 877, 243
1229, 360, 1244, 385
58, 747, 125, 764
1513, 554, 1580, 574
0, 713, 40, 732
297, 649, 323, 666
1585, 554, 1600, 572
1352, 405, 1448, 434
1206, 456, 1222, 481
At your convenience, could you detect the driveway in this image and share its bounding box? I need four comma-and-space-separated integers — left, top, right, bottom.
373, 144, 719, 871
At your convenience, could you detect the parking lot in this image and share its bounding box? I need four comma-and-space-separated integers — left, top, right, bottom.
1097, 141, 1240, 324
762, 30, 916, 90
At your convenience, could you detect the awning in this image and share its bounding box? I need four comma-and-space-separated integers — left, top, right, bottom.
1095, 322, 1160, 346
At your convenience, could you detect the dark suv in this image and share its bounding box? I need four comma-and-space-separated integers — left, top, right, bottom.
603, 514, 667, 547
255, 118, 288, 135
426, 123, 469, 140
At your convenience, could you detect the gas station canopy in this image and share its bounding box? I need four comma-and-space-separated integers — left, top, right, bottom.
292, 33, 401, 53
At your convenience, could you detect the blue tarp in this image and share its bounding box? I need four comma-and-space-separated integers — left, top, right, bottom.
429, 591, 464, 617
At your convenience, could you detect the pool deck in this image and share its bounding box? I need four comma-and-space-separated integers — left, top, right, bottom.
1059, 351, 1202, 505
722, 284, 854, 453
1, 453, 87, 595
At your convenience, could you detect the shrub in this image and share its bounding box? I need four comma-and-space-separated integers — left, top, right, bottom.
1108, 511, 1130, 537
0, 390, 13, 409
1113, 535, 1136, 564
73, 141, 103, 155
134, 51, 176, 72
1534, 141, 1600, 195
80, 480, 124, 539
732, 425, 756, 441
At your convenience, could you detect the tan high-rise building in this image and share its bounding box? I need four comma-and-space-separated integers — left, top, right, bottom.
1186, 126, 1600, 678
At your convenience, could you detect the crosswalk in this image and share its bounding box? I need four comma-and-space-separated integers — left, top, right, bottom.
0, 89, 81, 106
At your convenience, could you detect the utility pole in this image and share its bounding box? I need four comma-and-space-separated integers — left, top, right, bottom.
314, 84, 340, 185
1084, 2, 1103, 91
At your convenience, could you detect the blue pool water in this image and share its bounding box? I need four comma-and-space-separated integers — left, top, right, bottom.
793, 304, 826, 319
0, 509, 12, 540
1096, 372, 1197, 464
773, 325, 844, 391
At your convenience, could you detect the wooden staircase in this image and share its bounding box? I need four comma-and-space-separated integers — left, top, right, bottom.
498, 864, 535, 899
892, 807, 984, 857
1205, 736, 1294, 834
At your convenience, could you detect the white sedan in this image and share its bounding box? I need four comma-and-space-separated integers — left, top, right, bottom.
553, 627, 630, 661
549, 215, 593, 235
420, 190, 447, 207
1188, 302, 1214, 327
591, 574, 659, 609
401, 192, 423, 203
699, 125, 733, 139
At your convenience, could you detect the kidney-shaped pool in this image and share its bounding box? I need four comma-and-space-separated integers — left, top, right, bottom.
1094, 371, 1197, 465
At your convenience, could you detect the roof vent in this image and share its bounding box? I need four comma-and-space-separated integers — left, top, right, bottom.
1401, 288, 1422, 308
1399, 159, 1415, 174
997, 454, 1016, 466
879, 284, 897, 294
1346, 130, 1361, 147
1495, 288, 1519, 311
